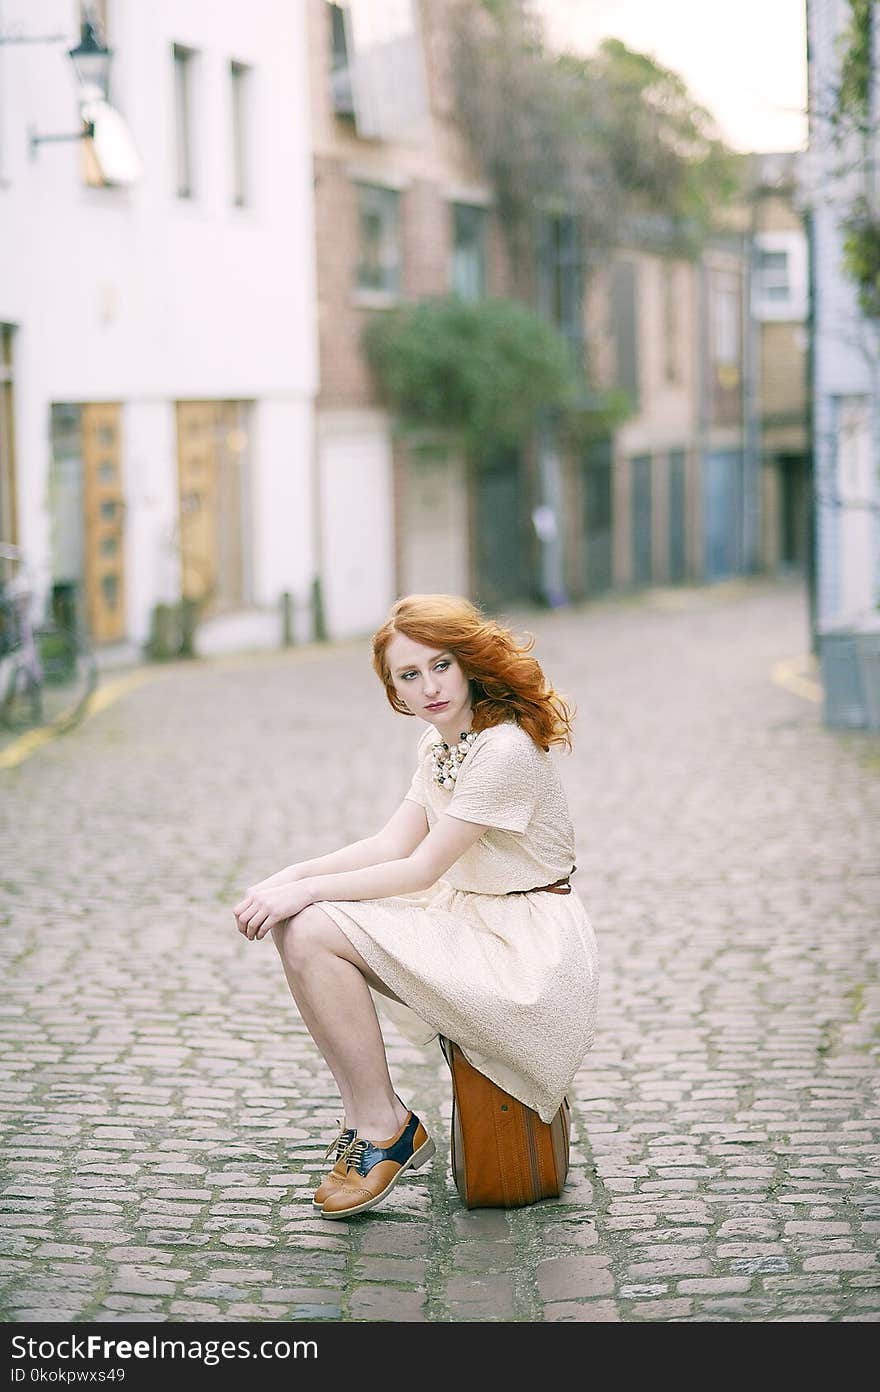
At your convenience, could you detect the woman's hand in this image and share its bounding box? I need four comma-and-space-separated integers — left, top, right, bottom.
233, 880, 314, 941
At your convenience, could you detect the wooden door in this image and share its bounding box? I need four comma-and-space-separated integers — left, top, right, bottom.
177, 401, 248, 615
177, 402, 219, 609
82, 402, 125, 643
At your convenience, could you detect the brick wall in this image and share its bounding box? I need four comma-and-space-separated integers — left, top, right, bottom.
760, 320, 808, 447
310, 0, 516, 413
313, 157, 374, 409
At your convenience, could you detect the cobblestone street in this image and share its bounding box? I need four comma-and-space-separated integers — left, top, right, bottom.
2, 575, 879, 1324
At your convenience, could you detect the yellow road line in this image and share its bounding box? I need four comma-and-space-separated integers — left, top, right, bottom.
0, 724, 58, 769
771, 655, 823, 704
0, 669, 155, 771
80, 669, 154, 717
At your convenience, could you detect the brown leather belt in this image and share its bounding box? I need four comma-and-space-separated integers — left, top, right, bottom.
507, 864, 576, 896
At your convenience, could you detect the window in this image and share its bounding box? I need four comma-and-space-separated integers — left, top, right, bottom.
173, 44, 197, 199
752, 233, 807, 321
536, 212, 583, 364
356, 184, 400, 294
450, 203, 486, 302
49, 404, 85, 599
230, 61, 251, 207
328, 3, 354, 116
327, 0, 429, 141
756, 248, 790, 302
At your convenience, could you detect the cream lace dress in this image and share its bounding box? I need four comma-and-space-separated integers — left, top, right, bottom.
318, 719, 599, 1123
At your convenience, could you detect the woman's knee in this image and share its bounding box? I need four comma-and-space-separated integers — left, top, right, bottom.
271, 905, 335, 972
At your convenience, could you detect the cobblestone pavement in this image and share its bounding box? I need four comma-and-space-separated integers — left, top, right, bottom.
2, 575, 878, 1324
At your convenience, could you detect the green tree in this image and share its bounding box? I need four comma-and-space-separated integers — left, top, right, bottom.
842, 200, 880, 319
831, 1, 879, 318
449, 1, 743, 274
835, 0, 876, 134
363, 296, 579, 459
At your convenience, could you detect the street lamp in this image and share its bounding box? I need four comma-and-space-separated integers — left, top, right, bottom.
68, 16, 112, 101
28, 17, 112, 158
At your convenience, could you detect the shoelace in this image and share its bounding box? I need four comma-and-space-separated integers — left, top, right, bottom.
323, 1122, 357, 1164
342, 1137, 370, 1177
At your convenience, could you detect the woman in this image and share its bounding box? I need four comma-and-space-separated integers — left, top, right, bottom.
233, 593, 599, 1219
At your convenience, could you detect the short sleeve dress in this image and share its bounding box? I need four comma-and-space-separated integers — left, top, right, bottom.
317, 719, 599, 1123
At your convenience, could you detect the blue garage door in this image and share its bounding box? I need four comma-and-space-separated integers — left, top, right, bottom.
668, 449, 687, 582
631, 454, 652, 586
703, 449, 744, 581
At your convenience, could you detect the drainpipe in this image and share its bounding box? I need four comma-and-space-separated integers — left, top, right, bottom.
803, 0, 819, 655
696, 255, 711, 581
742, 179, 762, 574
804, 200, 819, 656
535, 410, 567, 607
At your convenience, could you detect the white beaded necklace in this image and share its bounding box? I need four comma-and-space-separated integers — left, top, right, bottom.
430, 730, 478, 789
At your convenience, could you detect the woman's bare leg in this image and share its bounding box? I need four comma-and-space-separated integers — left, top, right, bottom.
271, 905, 410, 1141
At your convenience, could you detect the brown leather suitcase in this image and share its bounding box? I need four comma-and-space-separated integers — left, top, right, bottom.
439, 1035, 571, 1208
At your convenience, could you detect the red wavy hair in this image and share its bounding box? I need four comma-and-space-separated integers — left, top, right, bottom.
371, 593, 575, 752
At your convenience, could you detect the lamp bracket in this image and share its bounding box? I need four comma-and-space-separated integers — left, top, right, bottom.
28, 121, 95, 159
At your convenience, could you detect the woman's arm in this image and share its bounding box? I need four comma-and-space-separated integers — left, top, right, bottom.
249, 726, 435, 895
240, 800, 430, 896
248, 835, 390, 893
237, 811, 488, 940
304, 811, 486, 904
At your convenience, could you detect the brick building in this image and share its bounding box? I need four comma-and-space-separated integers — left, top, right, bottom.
307, 0, 525, 638
308, 0, 761, 639
748, 152, 811, 581
543, 217, 752, 603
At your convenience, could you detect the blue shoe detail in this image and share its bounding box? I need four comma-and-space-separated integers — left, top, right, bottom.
347, 1112, 421, 1178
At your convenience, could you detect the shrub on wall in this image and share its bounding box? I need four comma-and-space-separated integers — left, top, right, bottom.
363, 295, 622, 458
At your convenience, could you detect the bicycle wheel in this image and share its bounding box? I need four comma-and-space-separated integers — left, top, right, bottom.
0, 657, 43, 730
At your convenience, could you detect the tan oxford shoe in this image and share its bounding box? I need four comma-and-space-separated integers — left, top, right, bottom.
320, 1111, 435, 1219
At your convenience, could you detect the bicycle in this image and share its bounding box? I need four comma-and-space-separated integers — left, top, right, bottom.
0, 544, 98, 733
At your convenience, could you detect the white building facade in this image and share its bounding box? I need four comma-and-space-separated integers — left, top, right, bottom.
0, 0, 318, 655
806, 0, 880, 631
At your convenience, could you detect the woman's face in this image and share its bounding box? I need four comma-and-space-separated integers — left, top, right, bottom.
385, 632, 473, 738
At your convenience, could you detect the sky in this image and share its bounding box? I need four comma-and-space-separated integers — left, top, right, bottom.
531, 0, 808, 153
